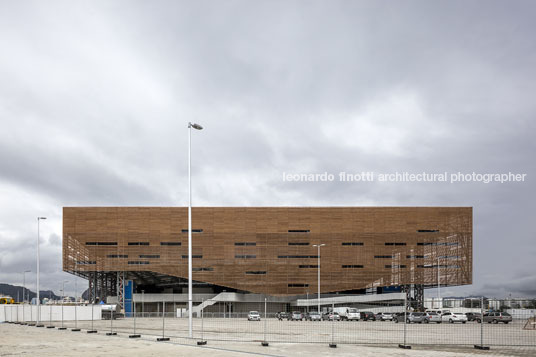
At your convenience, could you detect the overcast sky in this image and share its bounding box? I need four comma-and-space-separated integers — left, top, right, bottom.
0, 0, 534, 298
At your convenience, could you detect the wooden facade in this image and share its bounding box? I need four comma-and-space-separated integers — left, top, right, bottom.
63, 207, 472, 296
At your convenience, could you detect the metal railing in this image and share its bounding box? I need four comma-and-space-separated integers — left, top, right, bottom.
2, 297, 536, 350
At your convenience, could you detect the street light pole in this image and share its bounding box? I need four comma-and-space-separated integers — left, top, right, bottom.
22, 270, 31, 324
437, 256, 440, 309
188, 122, 203, 338
61, 281, 69, 329
22, 270, 31, 303
62, 281, 69, 303
312, 244, 325, 313
37, 217, 46, 325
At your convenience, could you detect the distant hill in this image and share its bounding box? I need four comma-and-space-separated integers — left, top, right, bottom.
0, 283, 61, 302
443, 296, 489, 299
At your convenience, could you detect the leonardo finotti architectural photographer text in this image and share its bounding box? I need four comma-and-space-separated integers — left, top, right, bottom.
282, 171, 527, 184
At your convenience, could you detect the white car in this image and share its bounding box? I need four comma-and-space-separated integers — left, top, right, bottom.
333, 307, 360, 321
248, 311, 261, 321
441, 312, 467, 324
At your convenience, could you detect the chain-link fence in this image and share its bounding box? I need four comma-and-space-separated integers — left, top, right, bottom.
2, 297, 536, 349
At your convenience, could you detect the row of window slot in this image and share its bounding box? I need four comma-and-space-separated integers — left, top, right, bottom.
86, 241, 459, 247
107, 254, 159, 258
79, 254, 459, 261
74, 261, 458, 269
86, 242, 180, 246
376, 255, 460, 259
182, 229, 439, 234
84, 229, 439, 235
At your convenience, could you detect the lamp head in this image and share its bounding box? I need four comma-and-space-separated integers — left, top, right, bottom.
189, 122, 203, 130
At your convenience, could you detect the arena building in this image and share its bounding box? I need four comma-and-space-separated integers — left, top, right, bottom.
63, 207, 472, 314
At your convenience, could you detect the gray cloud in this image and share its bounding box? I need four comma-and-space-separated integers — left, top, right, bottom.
0, 0, 534, 297
480, 271, 536, 297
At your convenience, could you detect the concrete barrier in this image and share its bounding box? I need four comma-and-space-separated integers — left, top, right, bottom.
0, 305, 102, 322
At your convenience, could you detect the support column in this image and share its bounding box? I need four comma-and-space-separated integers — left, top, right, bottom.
88, 272, 94, 303
414, 284, 424, 311
93, 273, 97, 303
117, 272, 125, 310
402, 284, 412, 310
100, 273, 106, 301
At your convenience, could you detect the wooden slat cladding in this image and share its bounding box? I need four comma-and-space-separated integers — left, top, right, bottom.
63, 207, 472, 296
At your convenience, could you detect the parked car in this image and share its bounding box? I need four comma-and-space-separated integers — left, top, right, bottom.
289, 311, 304, 321
334, 307, 360, 321
465, 312, 481, 321
425, 311, 442, 323
377, 312, 394, 321
248, 311, 261, 321
276, 312, 289, 320
306, 311, 322, 321
406, 312, 427, 323
327, 312, 341, 321
393, 312, 407, 323
441, 312, 468, 323
322, 311, 341, 321
478, 312, 512, 324
360, 311, 376, 321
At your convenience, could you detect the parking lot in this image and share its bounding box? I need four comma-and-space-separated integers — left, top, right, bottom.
6, 322, 536, 357
47, 316, 536, 347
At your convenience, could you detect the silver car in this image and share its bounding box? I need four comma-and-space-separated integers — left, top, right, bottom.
377, 312, 394, 321
479, 312, 512, 324
290, 311, 304, 321
328, 312, 341, 321
407, 312, 427, 323
307, 312, 322, 321
425, 311, 442, 323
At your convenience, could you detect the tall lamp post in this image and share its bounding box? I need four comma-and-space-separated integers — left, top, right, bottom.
37, 216, 46, 326
188, 122, 203, 338
61, 281, 69, 329
61, 280, 69, 303
22, 270, 31, 324
22, 270, 31, 303
437, 256, 441, 309
141, 290, 145, 317
312, 244, 325, 313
